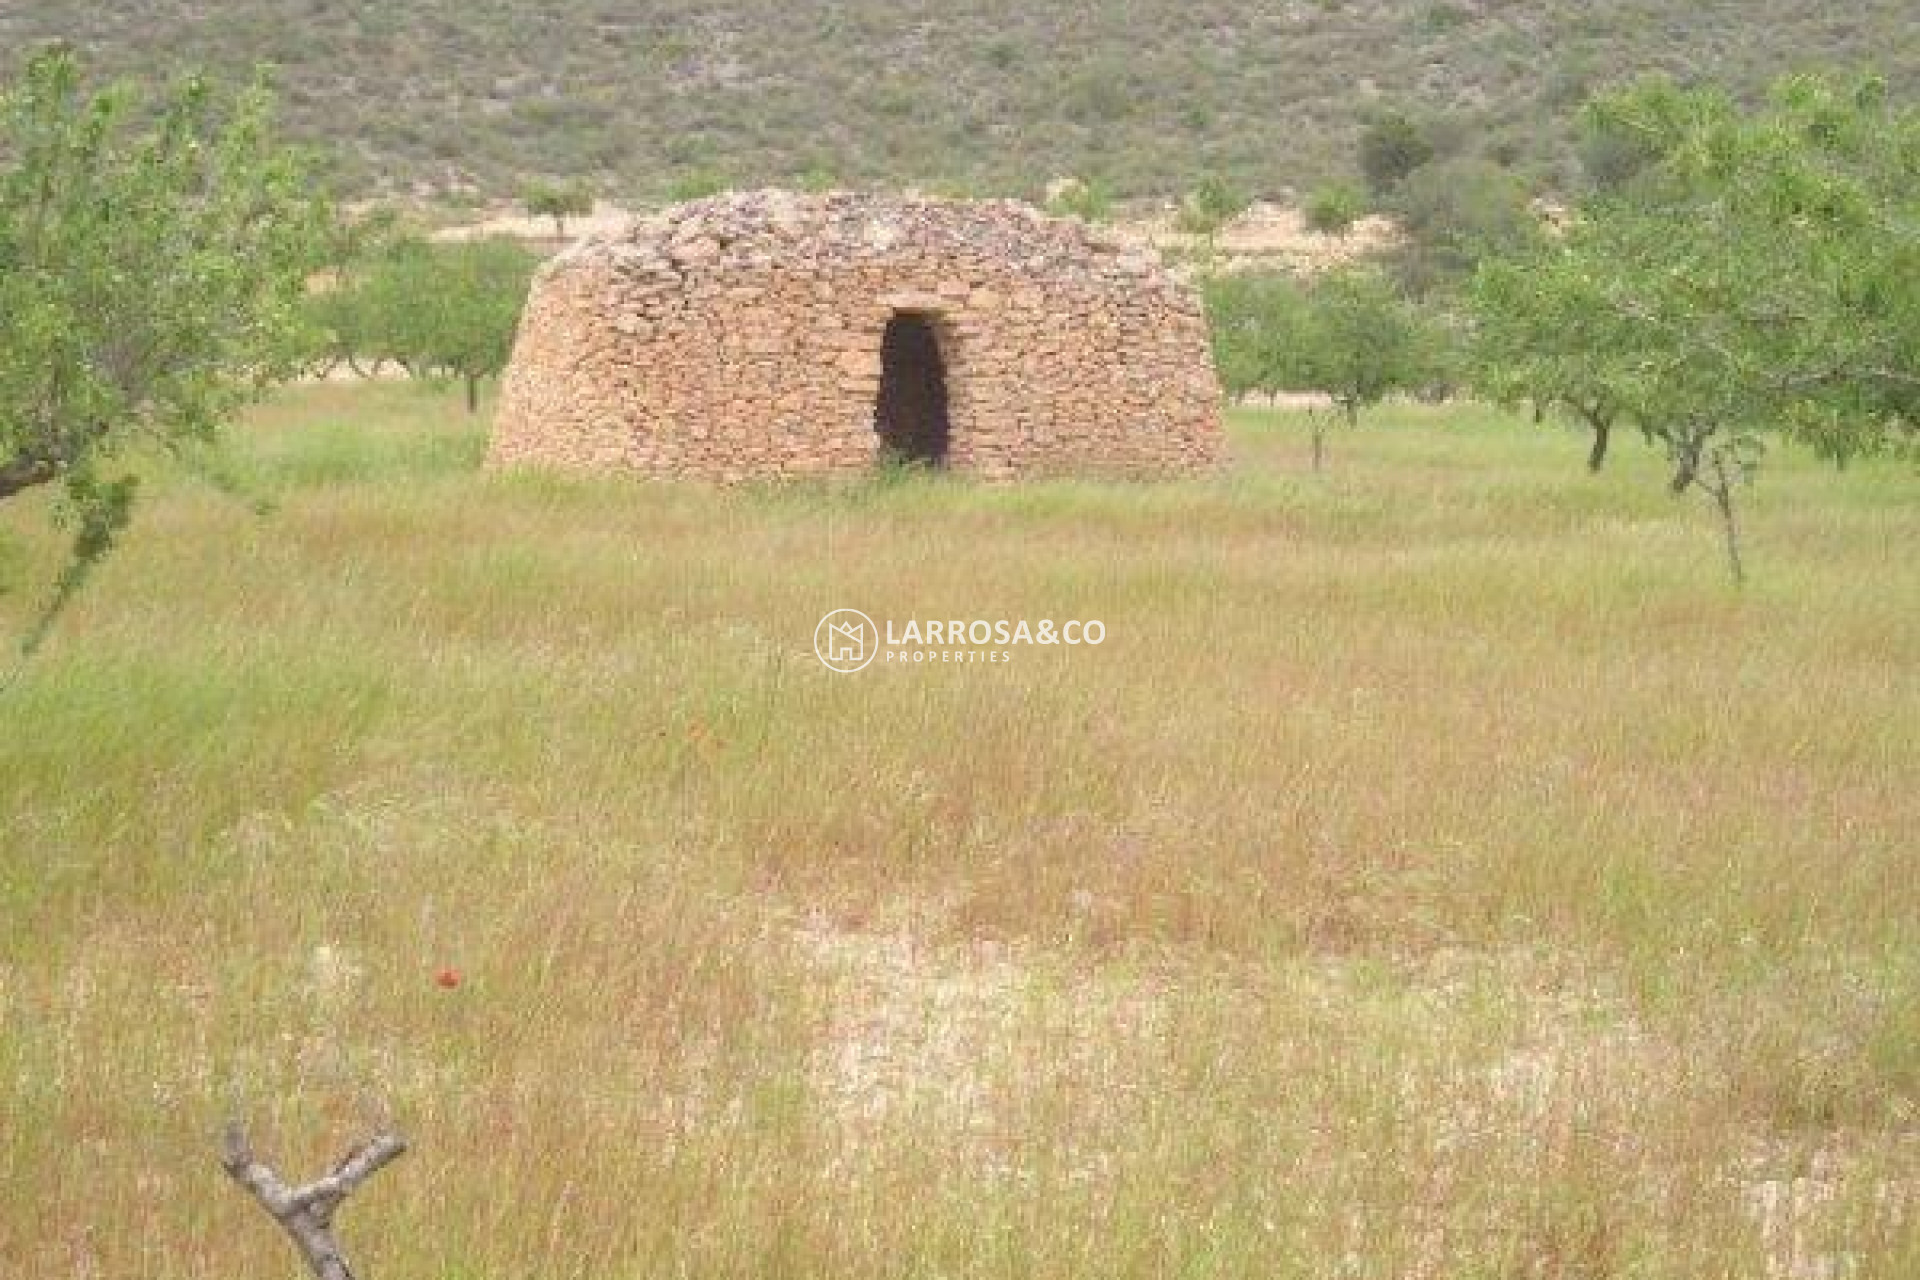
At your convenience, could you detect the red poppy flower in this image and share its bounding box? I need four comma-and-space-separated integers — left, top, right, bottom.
434, 968, 461, 989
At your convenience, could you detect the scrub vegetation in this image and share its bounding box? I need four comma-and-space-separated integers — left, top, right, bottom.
5, 1, 1916, 197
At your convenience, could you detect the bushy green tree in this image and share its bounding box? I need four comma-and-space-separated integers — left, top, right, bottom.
1203, 272, 1308, 404
0, 48, 321, 649
360, 237, 538, 413
1471, 73, 1919, 581
301, 207, 408, 378
1470, 248, 1632, 473
1292, 268, 1445, 469
1205, 267, 1444, 470
521, 178, 593, 237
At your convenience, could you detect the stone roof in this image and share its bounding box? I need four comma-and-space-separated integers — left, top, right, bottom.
551, 188, 1177, 293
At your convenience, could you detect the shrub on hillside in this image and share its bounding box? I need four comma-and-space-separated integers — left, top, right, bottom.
1385, 157, 1540, 296
1358, 108, 1436, 194
1176, 175, 1252, 239
1304, 180, 1367, 234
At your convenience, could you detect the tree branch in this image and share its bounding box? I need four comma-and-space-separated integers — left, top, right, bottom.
220, 1124, 407, 1280
289, 1134, 410, 1216
0, 456, 59, 501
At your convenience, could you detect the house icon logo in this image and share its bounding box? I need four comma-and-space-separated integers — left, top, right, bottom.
814, 609, 878, 673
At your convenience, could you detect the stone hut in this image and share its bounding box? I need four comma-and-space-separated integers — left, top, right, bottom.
488, 190, 1222, 480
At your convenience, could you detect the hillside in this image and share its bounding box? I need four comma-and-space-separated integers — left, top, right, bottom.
6, 2, 1917, 201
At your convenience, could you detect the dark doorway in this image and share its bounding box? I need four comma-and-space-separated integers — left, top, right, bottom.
873, 312, 951, 465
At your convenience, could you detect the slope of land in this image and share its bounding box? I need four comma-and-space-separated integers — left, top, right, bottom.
7, 1, 1915, 197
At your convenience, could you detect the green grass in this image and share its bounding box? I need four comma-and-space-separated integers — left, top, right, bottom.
2, 382, 1915, 1278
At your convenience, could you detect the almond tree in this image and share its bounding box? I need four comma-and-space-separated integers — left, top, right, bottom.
1292, 267, 1445, 470
360, 237, 537, 414
1471, 73, 1918, 582
1471, 244, 1633, 473
1203, 271, 1306, 406
522, 178, 593, 238
0, 48, 321, 647
1204, 267, 1443, 470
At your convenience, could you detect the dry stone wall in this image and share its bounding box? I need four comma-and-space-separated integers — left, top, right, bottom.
488, 190, 1223, 480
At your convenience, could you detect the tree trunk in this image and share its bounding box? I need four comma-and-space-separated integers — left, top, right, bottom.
1668, 437, 1699, 495
1708, 452, 1746, 585
0, 455, 59, 501
465, 375, 480, 415
1586, 416, 1612, 472
1311, 418, 1326, 473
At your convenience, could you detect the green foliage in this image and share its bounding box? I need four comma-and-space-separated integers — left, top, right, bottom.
668, 169, 729, 202
0, 47, 322, 650
1358, 108, 1437, 193
1295, 269, 1448, 431
1205, 267, 1447, 468
1203, 272, 1308, 402
1470, 72, 1920, 580
1176, 175, 1252, 238
1469, 240, 1634, 474
1575, 92, 1670, 193
358, 238, 538, 412
795, 164, 839, 193
1385, 156, 1542, 297
301, 208, 412, 378
303, 227, 535, 409
1061, 57, 1140, 124
1303, 179, 1367, 235
521, 178, 593, 236
1044, 176, 1114, 223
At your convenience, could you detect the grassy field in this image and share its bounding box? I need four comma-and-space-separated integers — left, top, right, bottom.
1, 383, 1915, 1278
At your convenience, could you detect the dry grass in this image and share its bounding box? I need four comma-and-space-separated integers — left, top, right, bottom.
1, 383, 1915, 1278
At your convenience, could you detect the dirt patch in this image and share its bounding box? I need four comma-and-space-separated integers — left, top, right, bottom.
793, 920, 1169, 1166
1116, 200, 1401, 275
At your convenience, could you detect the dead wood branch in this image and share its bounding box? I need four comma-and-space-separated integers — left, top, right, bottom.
220, 1124, 407, 1280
